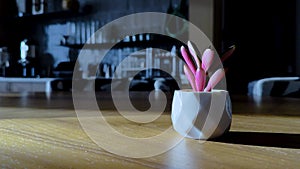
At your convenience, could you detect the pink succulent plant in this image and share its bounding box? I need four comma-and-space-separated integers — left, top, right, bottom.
181, 41, 234, 92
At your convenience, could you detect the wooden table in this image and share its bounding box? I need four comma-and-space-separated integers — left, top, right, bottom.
0, 92, 299, 168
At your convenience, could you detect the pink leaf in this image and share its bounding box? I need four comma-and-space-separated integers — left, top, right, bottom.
187, 41, 201, 68
204, 68, 225, 92
195, 68, 206, 91
181, 46, 196, 75
184, 64, 196, 91
221, 45, 236, 62
201, 49, 214, 72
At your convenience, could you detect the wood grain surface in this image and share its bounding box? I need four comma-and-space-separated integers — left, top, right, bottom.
0, 92, 300, 169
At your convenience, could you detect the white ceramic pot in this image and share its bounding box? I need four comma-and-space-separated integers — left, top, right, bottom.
171, 89, 232, 140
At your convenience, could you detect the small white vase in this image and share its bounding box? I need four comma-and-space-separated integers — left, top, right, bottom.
171, 89, 232, 140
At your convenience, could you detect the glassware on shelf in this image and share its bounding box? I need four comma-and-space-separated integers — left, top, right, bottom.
0, 47, 10, 77
62, 35, 70, 45
62, 0, 79, 12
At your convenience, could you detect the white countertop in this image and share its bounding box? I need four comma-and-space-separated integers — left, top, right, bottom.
0, 77, 59, 92
0, 77, 58, 82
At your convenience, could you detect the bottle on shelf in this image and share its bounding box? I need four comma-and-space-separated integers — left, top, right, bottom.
19, 39, 29, 77
0, 47, 10, 77
18, 39, 38, 77
62, 0, 80, 12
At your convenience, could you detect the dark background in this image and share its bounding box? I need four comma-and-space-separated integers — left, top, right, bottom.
217, 0, 298, 94
0, 0, 299, 94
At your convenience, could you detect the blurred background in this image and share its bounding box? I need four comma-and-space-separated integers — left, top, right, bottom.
0, 0, 299, 95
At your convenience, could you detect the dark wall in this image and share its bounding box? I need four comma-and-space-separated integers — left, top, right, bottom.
0, 1, 19, 50
220, 0, 297, 94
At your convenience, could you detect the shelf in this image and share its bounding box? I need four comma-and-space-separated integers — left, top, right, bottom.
122, 68, 145, 71
60, 38, 185, 50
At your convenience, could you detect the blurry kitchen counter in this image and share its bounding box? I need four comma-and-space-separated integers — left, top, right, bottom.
0, 77, 58, 92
